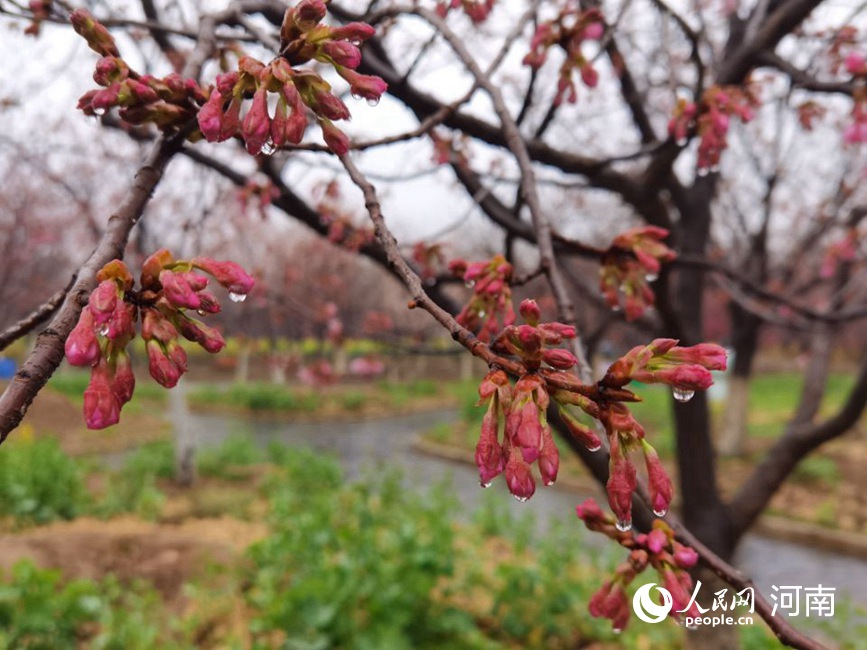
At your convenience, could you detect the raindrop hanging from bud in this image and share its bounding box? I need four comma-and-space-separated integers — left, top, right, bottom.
514, 495, 529, 503
197, 309, 206, 316
544, 478, 556, 486
586, 442, 602, 452
676, 137, 688, 146
229, 292, 247, 303
465, 280, 475, 289
615, 519, 632, 532
480, 480, 492, 489
653, 507, 668, 517
260, 140, 276, 156
366, 97, 380, 107
93, 107, 106, 116
672, 387, 695, 403
645, 273, 658, 282
99, 325, 109, 337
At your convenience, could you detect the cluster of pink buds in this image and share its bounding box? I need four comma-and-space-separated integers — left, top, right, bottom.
198, 0, 387, 156
449, 255, 516, 343
474, 300, 580, 499
597, 338, 726, 526
599, 226, 676, 321
315, 180, 374, 251
65, 250, 255, 429
72, 10, 206, 130
577, 498, 701, 631
522, 8, 605, 105
668, 85, 757, 172
435, 0, 496, 24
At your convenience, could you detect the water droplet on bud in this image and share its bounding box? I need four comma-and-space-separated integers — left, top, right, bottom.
697, 167, 709, 177
93, 107, 106, 116
478, 310, 487, 318
672, 387, 695, 403
229, 292, 247, 303
613, 628, 623, 635
480, 480, 492, 488
544, 478, 556, 486
645, 273, 658, 282
465, 280, 475, 289
513, 495, 530, 503
586, 443, 602, 452
99, 325, 109, 336
653, 508, 668, 517
366, 97, 380, 107
676, 137, 687, 146
260, 140, 276, 156
615, 519, 632, 532
197, 309, 206, 316
351, 91, 363, 101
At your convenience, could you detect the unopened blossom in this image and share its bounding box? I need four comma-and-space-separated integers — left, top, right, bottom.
83, 359, 120, 429
65, 308, 100, 367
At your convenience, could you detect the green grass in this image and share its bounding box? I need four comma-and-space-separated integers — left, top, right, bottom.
188, 382, 318, 412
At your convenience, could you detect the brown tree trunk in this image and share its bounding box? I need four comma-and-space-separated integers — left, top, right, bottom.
718, 304, 762, 456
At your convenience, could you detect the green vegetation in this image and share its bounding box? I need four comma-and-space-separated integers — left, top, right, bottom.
197, 434, 264, 480
188, 382, 319, 412
0, 438, 85, 524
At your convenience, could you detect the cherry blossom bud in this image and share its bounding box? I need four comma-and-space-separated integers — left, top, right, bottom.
337, 68, 388, 102
576, 497, 606, 522
88, 280, 118, 325
673, 544, 699, 569
646, 527, 667, 554
538, 426, 559, 486
664, 342, 727, 371
195, 291, 221, 314
607, 438, 636, 528
147, 340, 182, 388
518, 298, 540, 325
83, 359, 120, 429
293, 0, 327, 30
643, 440, 673, 516
241, 87, 272, 156
190, 257, 255, 296
505, 452, 536, 501
543, 348, 578, 370
310, 86, 351, 121
93, 56, 128, 86
580, 64, 599, 88
176, 317, 225, 353
320, 119, 350, 155
198, 90, 227, 142
475, 402, 505, 485
559, 407, 602, 451
107, 302, 136, 344
538, 322, 576, 343
65, 307, 100, 366
97, 259, 134, 290
141, 308, 178, 342
159, 269, 203, 310
70, 9, 120, 57
112, 351, 135, 405
141, 249, 174, 289
588, 580, 630, 631
845, 52, 865, 75
322, 41, 362, 69
330, 22, 377, 43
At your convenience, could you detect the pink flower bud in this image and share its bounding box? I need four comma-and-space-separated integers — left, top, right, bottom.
505, 453, 536, 501
543, 348, 578, 370
292, 0, 327, 30
580, 64, 599, 88
538, 427, 559, 486
845, 52, 865, 75
673, 544, 699, 568
88, 280, 119, 325
83, 359, 121, 429
65, 307, 100, 366
159, 269, 202, 310
337, 68, 388, 102
141, 249, 174, 289
665, 342, 727, 371
588, 580, 630, 631
107, 302, 136, 345
560, 408, 602, 451
329, 22, 376, 43
190, 257, 255, 295
643, 441, 673, 516
518, 299, 541, 325
147, 340, 182, 388
475, 403, 505, 485
311, 86, 351, 121
646, 528, 667, 554
321, 41, 362, 69
320, 119, 350, 155
112, 351, 136, 405
607, 439, 636, 528
198, 89, 227, 142
176, 317, 225, 353
242, 87, 272, 155
70, 9, 120, 57
141, 308, 178, 342
576, 497, 605, 522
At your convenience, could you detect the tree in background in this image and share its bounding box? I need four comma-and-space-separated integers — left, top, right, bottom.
1, 1, 866, 648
